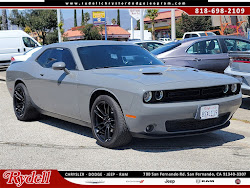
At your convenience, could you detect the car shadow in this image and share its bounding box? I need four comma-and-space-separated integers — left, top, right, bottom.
122, 130, 245, 152
240, 96, 250, 110
38, 115, 245, 152
39, 115, 94, 139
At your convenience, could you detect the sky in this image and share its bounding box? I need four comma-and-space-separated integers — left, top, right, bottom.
1, 9, 169, 31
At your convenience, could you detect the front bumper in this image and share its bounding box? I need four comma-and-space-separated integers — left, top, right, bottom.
125, 94, 241, 138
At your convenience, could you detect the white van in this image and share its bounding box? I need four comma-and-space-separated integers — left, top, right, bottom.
182, 31, 216, 39
0, 30, 41, 68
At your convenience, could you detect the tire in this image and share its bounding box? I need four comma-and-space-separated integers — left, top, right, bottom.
91, 95, 132, 148
13, 83, 40, 121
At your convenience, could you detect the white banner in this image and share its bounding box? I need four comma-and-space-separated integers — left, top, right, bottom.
66, 178, 250, 185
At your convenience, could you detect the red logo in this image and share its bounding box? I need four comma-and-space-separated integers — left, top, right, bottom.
3, 170, 51, 187
140, 180, 144, 183
235, 179, 241, 184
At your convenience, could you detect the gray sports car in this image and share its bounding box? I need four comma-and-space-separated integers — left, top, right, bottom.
6, 41, 242, 148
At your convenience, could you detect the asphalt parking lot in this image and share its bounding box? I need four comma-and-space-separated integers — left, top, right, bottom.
0, 70, 250, 170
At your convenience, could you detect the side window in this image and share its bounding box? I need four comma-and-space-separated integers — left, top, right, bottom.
37, 49, 54, 68
184, 34, 191, 39
187, 39, 221, 54
37, 48, 77, 70
191, 34, 199, 37
224, 39, 250, 51
62, 49, 77, 70
147, 42, 164, 51
22, 37, 37, 48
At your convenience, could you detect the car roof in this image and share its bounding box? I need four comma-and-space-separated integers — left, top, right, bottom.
43, 40, 136, 49
180, 35, 248, 44
127, 40, 164, 44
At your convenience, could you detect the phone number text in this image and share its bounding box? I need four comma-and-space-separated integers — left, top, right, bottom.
195, 8, 245, 14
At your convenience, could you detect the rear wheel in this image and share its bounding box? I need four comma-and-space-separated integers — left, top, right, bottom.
13, 83, 40, 121
91, 95, 132, 148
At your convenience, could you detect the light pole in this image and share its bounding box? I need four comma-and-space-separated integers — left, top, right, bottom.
57, 9, 62, 43
171, 9, 176, 41
140, 9, 144, 41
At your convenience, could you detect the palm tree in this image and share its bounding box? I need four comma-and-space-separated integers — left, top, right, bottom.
146, 9, 159, 40
111, 18, 116, 25
2, 9, 8, 30
81, 10, 85, 25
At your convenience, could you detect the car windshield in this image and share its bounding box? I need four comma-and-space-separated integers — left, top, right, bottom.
77, 45, 164, 70
151, 42, 181, 55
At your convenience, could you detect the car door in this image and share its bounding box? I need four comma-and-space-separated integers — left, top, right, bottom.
32, 48, 80, 119
185, 39, 229, 72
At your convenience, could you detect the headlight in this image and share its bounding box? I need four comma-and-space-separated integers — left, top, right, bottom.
143, 91, 152, 103
155, 91, 164, 101
223, 85, 229, 94
231, 84, 237, 93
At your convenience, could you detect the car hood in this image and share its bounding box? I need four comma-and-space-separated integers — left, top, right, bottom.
91, 65, 236, 86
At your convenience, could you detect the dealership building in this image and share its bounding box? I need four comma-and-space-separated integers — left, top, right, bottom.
144, 9, 183, 39
63, 25, 130, 41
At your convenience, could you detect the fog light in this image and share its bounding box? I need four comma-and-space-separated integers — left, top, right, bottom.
231, 83, 237, 93
146, 124, 154, 132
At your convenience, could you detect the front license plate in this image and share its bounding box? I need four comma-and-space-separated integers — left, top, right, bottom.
200, 105, 219, 120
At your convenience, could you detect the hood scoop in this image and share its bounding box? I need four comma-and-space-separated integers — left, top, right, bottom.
142, 72, 162, 75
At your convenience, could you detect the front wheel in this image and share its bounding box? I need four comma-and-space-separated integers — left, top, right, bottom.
91, 95, 132, 148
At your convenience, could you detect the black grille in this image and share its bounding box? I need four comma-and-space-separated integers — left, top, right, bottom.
146, 84, 240, 103
165, 113, 230, 132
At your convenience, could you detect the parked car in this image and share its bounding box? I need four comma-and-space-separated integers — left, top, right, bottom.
11, 46, 42, 63
152, 35, 250, 73
6, 41, 241, 148
128, 40, 164, 51
182, 31, 216, 39
158, 38, 172, 44
0, 30, 41, 68
225, 51, 250, 95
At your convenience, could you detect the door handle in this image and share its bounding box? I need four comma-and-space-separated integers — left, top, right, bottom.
18, 49, 20, 53
24, 48, 26, 52
40, 74, 44, 77
193, 58, 202, 62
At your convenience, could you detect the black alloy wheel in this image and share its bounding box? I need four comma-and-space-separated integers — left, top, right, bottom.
14, 85, 26, 117
91, 95, 132, 148
93, 101, 115, 142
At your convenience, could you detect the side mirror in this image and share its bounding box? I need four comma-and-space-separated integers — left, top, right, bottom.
52, 62, 70, 74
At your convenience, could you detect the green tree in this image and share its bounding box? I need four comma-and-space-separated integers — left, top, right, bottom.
80, 24, 101, 40
98, 24, 105, 40
180, 13, 212, 33
58, 21, 64, 35
84, 12, 90, 24
146, 9, 159, 40
74, 9, 77, 27
81, 10, 85, 25
111, 18, 116, 25
2, 9, 8, 30
25, 10, 57, 45
9, 10, 26, 29
117, 9, 120, 26
45, 30, 58, 44
24, 26, 32, 34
